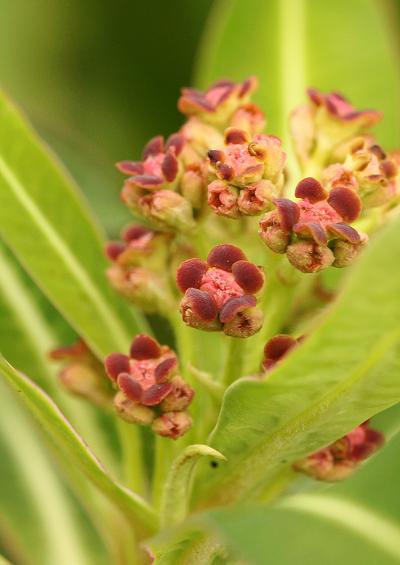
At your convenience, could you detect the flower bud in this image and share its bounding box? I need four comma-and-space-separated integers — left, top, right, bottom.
287, 241, 335, 273
161, 376, 195, 411
332, 233, 368, 268
152, 411, 192, 440
50, 340, 113, 407
139, 190, 196, 232
114, 391, 155, 425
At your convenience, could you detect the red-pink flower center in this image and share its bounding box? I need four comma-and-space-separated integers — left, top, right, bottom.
143, 154, 164, 178
298, 200, 342, 226
129, 359, 158, 390
200, 268, 243, 308
224, 144, 262, 178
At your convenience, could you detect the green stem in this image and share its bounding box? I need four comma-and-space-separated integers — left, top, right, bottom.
152, 436, 177, 511
117, 420, 147, 497
222, 337, 246, 386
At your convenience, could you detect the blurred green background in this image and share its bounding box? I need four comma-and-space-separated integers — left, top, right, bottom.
1, 1, 400, 563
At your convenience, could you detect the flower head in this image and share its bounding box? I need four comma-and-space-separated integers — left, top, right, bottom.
259, 177, 367, 272
176, 244, 265, 337
104, 334, 194, 439
105, 224, 176, 313
294, 421, 384, 481
50, 340, 113, 407
177, 77, 261, 129
290, 89, 382, 167
207, 128, 286, 217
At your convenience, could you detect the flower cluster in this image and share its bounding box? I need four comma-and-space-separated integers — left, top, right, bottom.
290, 88, 382, 167
118, 77, 265, 232
49, 340, 113, 407
176, 244, 264, 337
105, 223, 192, 313
105, 335, 194, 439
294, 421, 384, 481
259, 177, 367, 272
207, 128, 286, 217
323, 138, 399, 209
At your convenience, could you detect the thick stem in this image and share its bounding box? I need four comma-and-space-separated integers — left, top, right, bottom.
222, 337, 246, 386
117, 420, 147, 498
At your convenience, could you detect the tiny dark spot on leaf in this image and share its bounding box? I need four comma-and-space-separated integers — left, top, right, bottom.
210, 461, 219, 468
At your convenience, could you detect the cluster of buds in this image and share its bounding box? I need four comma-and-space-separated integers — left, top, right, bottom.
262, 334, 303, 371
49, 340, 113, 407
105, 335, 194, 439
290, 88, 382, 168
118, 77, 266, 233
294, 421, 384, 481
207, 128, 286, 218
259, 177, 367, 272
105, 224, 189, 313
323, 138, 399, 209
176, 244, 264, 337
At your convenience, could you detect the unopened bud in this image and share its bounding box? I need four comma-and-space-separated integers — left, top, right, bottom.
152, 411, 192, 440
114, 391, 155, 425
286, 241, 334, 273
139, 190, 196, 232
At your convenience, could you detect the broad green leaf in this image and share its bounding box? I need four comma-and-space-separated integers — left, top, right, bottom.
0, 380, 105, 565
160, 445, 226, 528
0, 239, 119, 471
194, 216, 400, 507
0, 355, 158, 534
195, 0, 400, 146
0, 90, 147, 359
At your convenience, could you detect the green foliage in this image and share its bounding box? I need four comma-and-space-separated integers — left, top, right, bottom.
0, 91, 147, 358
0, 355, 158, 534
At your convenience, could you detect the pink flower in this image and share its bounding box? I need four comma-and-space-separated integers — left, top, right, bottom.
259, 177, 366, 272
294, 421, 384, 481
176, 244, 265, 337
207, 128, 286, 218
105, 335, 194, 439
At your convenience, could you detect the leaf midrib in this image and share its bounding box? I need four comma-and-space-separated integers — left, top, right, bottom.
205, 327, 400, 503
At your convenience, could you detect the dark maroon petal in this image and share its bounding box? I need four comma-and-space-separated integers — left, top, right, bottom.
178, 91, 215, 113
141, 383, 173, 406
219, 295, 257, 324
327, 188, 362, 222
295, 178, 327, 203
208, 149, 225, 165
166, 133, 184, 156
129, 175, 164, 189
116, 161, 144, 175
263, 335, 297, 362
326, 223, 361, 244
216, 162, 234, 181
239, 76, 257, 97
142, 135, 164, 159
351, 442, 376, 462
307, 88, 323, 106
364, 428, 384, 448
161, 149, 179, 182
207, 244, 247, 272
154, 357, 178, 383
370, 144, 386, 160
104, 242, 126, 261
117, 373, 143, 402
231, 261, 264, 293
184, 288, 218, 322
274, 199, 300, 232
224, 128, 248, 145
176, 258, 208, 292
104, 353, 130, 381
211, 79, 235, 89
380, 160, 397, 178
130, 334, 161, 360
122, 224, 152, 242
293, 222, 328, 246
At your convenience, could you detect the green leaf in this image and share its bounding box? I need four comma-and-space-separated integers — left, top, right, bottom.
0, 354, 158, 535
195, 0, 400, 146
0, 90, 147, 358
194, 216, 400, 507
0, 380, 106, 565
204, 496, 400, 565
160, 445, 226, 528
